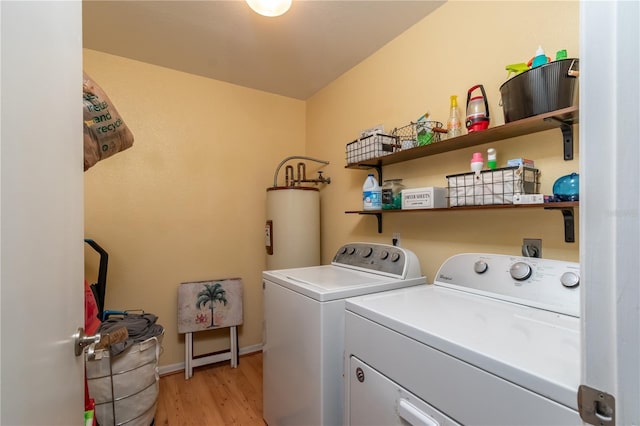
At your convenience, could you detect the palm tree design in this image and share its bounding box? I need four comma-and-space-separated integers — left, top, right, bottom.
195, 283, 228, 327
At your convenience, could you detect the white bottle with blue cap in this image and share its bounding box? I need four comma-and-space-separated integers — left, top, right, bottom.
362, 174, 381, 210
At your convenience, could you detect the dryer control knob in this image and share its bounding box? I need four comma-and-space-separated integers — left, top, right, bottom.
361, 247, 373, 258
348, 247, 357, 255
510, 262, 532, 281
560, 271, 580, 288
474, 260, 488, 274
380, 250, 389, 260
391, 253, 401, 262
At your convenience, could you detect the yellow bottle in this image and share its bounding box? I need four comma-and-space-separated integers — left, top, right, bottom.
447, 95, 463, 138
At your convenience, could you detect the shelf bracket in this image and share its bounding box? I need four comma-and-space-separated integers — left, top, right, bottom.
360, 212, 382, 233
560, 123, 573, 161
545, 206, 575, 243
544, 117, 574, 160
354, 163, 383, 183
371, 164, 383, 184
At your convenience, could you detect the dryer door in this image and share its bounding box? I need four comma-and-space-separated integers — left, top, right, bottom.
348, 356, 461, 426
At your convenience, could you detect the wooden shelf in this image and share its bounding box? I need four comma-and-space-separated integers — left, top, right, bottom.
344, 107, 579, 242
346, 202, 578, 242
345, 106, 578, 170
345, 201, 578, 214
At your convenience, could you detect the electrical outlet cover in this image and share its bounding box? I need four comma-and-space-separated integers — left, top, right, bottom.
522, 238, 542, 258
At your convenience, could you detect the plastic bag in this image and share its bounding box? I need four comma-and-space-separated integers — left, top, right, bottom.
83, 72, 134, 171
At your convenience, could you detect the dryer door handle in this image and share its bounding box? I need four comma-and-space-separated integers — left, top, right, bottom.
398, 399, 440, 426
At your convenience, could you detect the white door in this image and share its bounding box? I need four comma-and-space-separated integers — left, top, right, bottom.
0, 1, 84, 424
348, 356, 460, 426
581, 1, 640, 424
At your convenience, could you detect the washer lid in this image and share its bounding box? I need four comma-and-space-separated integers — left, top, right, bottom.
263, 265, 426, 301
345, 284, 580, 410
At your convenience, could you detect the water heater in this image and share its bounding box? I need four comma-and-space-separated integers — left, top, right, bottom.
265, 187, 320, 270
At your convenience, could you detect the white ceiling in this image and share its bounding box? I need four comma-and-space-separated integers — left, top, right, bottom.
83, 0, 444, 100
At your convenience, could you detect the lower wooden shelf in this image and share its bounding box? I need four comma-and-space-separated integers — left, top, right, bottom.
345, 201, 579, 242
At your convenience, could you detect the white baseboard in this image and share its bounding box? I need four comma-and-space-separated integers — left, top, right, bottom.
158, 343, 263, 376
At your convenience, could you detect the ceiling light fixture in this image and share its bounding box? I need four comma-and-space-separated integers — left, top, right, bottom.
246, 0, 292, 17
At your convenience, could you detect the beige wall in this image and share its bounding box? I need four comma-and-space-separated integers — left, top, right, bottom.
84, 1, 580, 368
307, 1, 580, 283
83, 49, 305, 367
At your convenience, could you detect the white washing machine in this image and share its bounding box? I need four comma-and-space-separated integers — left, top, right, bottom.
262, 242, 426, 426
344, 253, 582, 426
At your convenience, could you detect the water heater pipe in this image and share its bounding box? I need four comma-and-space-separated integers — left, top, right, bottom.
272, 156, 329, 187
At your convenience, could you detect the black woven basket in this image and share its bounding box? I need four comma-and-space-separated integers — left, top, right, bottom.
500, 58, 579, 123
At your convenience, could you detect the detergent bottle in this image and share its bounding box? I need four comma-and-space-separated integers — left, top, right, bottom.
487, 148, 497, 169
532, 45, 549, 68
446, 95, 463, 138
363, 174, 381, 210
471, 152, 484, 178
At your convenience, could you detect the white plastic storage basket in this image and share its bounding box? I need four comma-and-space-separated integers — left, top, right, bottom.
86, 332, 163, 426
447, 166, 539, 206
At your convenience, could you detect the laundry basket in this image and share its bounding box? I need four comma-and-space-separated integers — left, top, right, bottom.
85, 313, 164, 426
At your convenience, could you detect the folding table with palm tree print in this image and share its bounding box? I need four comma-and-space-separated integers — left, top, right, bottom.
178, 278, 243, 379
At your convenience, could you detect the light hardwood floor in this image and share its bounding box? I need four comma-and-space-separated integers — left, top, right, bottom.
154, 351, 265, 425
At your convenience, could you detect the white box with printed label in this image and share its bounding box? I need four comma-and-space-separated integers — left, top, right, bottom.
401, 187, 448, 209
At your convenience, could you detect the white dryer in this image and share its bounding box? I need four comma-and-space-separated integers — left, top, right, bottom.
345, 253, 582, 425
262, 242, 426, 426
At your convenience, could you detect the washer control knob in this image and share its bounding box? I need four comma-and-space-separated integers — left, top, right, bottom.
348, 247, 357, 255
380, 250, 389, 260
361, 247, 373, 258
391, 252, 401, 262
339, 247, 348, 255
510, 262, 532, 281
474, 260, 488, 274
560, 271, 580, 288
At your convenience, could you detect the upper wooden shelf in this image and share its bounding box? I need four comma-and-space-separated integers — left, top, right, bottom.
345, 106, 578, 169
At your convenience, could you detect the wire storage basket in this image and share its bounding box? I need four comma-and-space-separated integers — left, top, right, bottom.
86, 332, 164, 426
86, 313, 164, 426
447, 166, 539, 206
345, 133, 398, 165
391, 121, 444, 150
